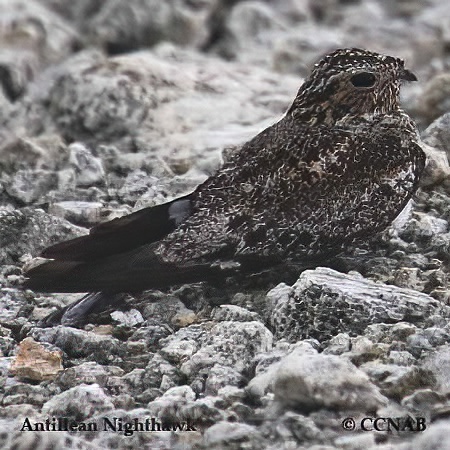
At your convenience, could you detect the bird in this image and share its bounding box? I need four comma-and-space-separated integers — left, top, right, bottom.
23, 48, 426, 326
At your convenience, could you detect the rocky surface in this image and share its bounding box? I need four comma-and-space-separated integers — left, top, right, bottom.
1, 0, 450, 449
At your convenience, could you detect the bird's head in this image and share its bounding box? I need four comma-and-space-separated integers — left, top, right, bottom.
288, 48, 417, 126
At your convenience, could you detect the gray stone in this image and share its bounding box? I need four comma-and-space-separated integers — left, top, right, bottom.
217, 385, 246, 405
0, 403, 37, 419
390, 266, 423, 291
247, 341, 317, 399
0, 419, 100, 450
379, 0, 433, 18
273, 350, 387, 412
91, 408, 178, 447
420, 345, 450, 392
272, 27, 344, 76
0, 50, 39, 103
113, 355, 179, 405
422, 327, 450, 347
407, 332, 435, 358
421, 119, 450, 190
428, 232, 450, 265
216, 1, 287, 67
46, 52, 163, 143
30, 326, 127, 364
158, 326, 202, 365
56, 362, 124, 390
387, 350, 417, 366
322, 333, 351, 355
110, 309, 145, 327
170, 306, 198, 329
146, 387, 227, 426
204, 363, 244, 396
422, 113, 450, 159
268, 267, 445, 343
402, 388, 447, 415
253, 345, 294, 378
415, 73, 450, 125
309, 0, 346, 24
159, 320, 273, 395
139, 292, 196, 329
266, 0, 312, 23
160, 384, 196, 402
117, 171, 164, 205
179, 321, 273, 381
274, 411, 326, 446
0, 0, 79, 101
129, 325, 171, 351
39, 0, 104, 23
56, 169, 77, 192
68, 143, 105, 187
419, 142, 450, 187
0, 356, 13, 388
334, 434, 377, 450
0, 135, 68, 173
1, 206, 85, 265
88, 0, 218, 51
5, 169, 58, 204
0, 288, 29, 326
362, 361, 434, 401
402, 326, 450, 361
341, 336, 391, 367
211, 304, 261, 322
404, 419, 450, 450
42, 383, 114, 419
15, 43, 298, 169
203, 421, 263, 448
365, 322, 419, 345
0, 325, 15, 357
2, 382, 57, 408
48, 201, 105, 226
139, 353, 181, 392
118, 339, 151, 371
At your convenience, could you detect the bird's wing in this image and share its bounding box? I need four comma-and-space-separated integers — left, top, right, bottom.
23, 192, 203, 292
40, 192, 195, 262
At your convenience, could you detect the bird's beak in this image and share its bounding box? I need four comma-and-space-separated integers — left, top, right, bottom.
400, 68, 417, 82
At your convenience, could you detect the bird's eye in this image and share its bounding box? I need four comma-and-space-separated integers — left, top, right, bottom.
350, 72, 377, 88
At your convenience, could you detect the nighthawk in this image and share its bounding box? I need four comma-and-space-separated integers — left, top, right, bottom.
24, 48, 426, 325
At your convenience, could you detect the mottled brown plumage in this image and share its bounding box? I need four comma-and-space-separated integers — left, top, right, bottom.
24, 48, 426, 324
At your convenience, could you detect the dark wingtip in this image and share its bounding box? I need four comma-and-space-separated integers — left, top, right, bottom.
23, 260, 82, 292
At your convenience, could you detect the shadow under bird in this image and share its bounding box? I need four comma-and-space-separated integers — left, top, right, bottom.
23, 48, 426, 326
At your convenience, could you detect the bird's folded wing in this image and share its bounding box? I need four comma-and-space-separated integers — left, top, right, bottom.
41, 192, 195, 262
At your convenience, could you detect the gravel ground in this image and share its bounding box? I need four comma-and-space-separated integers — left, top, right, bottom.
1, 1, 450, 449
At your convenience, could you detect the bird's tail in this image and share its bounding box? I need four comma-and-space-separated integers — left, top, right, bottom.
23, 243, 243, 293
